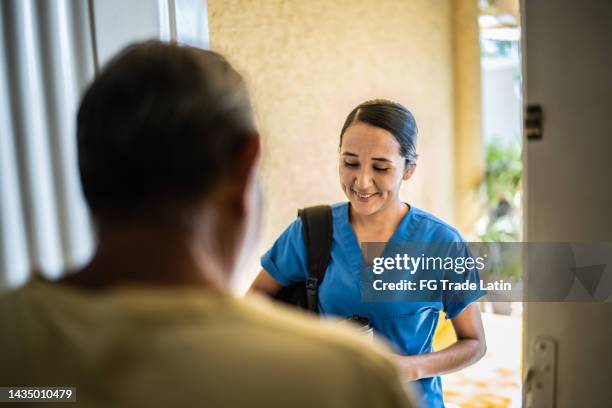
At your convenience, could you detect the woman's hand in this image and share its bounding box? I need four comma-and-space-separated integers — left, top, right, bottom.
392, 354, 422, 381
388, 304, 486, 381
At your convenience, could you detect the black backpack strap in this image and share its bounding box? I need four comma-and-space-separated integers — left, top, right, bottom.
298, 205, 333, 312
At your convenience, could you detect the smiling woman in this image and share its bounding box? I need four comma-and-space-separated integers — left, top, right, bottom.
251, 99, 487, 408
338, 100, 417, 224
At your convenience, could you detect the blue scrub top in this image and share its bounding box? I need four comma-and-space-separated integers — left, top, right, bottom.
262, 202, 484, 408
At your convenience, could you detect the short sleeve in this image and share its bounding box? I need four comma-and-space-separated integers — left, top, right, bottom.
442, 242, 487, 320
261, 218, 310, 286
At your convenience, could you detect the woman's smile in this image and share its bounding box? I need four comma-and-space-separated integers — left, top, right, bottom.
351, 187, 380, 201
339, 122, 409, 216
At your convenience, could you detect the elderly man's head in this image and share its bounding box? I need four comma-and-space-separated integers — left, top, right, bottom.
76, 41, 260, 287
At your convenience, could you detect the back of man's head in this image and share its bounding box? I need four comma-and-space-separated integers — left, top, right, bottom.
77, 41, 256, 217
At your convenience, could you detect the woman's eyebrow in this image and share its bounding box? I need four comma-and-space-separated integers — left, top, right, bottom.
342, 152, 393, 163
371, 157, 392, 163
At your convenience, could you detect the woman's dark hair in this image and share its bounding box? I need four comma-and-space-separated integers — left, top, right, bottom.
339, 99, 418, 166
77, 41, 255, 215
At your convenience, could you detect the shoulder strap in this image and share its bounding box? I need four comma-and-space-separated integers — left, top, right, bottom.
298, 205, 333, 312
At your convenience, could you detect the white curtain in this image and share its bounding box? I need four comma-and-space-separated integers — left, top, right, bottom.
0, 0, 95, 287
0, 0, 209, 289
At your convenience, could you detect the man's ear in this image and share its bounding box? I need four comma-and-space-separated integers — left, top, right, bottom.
228, 134, 260, 215
402, 164, 416, 181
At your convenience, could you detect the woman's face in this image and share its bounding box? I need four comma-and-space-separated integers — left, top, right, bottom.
339, 122, 413, 216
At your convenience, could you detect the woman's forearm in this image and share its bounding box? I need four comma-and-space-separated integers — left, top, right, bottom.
249, 269, 282, 295
394, 337, 486, 381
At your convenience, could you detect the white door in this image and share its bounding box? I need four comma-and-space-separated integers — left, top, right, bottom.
522, 0, 612, 406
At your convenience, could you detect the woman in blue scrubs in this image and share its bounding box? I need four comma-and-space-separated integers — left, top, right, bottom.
251, 99, 486, 407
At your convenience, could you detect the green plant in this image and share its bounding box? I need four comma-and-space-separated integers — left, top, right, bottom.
482, 141, 522, 206
476, 140, 523, 279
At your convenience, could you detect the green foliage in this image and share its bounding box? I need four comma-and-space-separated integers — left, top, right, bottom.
482, 141, 522, 206
480, 38, 515, 59
477, 140, 523, 279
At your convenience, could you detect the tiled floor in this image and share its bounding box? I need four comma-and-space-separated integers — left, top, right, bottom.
443, 310, 522, 408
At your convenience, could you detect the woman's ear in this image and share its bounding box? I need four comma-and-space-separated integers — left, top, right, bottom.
402, 164, 416, 181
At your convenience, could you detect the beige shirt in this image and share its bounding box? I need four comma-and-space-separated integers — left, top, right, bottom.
0, 279, 417, 407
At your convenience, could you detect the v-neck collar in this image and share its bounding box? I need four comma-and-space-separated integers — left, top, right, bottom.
335, 202, 416, 270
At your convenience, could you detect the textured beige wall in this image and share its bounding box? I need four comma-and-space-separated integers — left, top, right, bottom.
451, 0, 484, 237
208, 0, 460, 284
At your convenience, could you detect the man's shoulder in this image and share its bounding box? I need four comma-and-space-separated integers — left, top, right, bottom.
236, 293, 388, 360
0, 284, 29, 322
231, 294, 398, 375
226, 295, 415, 406
0, 283, 415, 407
